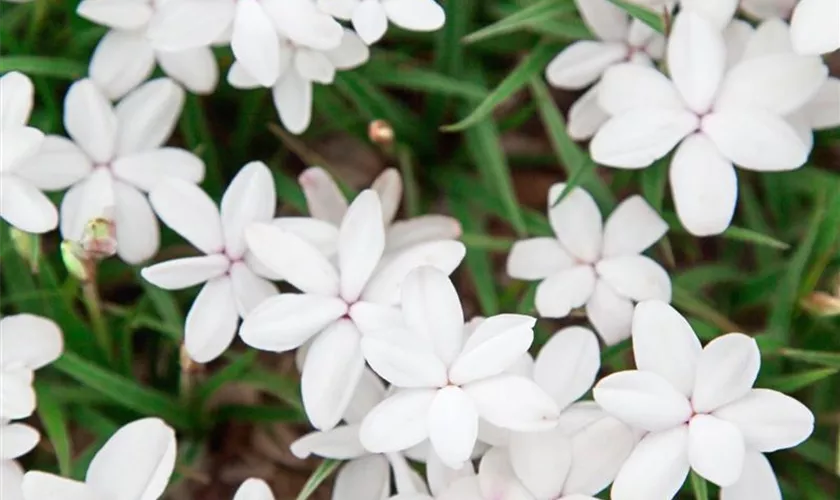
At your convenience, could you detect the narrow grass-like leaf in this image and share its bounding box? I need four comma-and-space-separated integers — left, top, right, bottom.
690, 471, 709, 500
363, 63, 488, 99
296, 459, 342, 500
214, 404, 303, 424
239, 368, 304, 413
180, 94, 223, 197
199, 351, 257, 407
607, 0, 665, 33
464, 0, 575, 44
460, 233, 515, 252
450, 197, 500, 315
777, 348, 840, 368
662, 212, 790, 250
0, 55, 86, 79
764, 368, 839, 392
34, 382, 73, 476
673, 286, 742, 333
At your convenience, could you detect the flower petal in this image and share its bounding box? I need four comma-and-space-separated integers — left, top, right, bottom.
59, 167, 115, 241
290, 424, 366, 460
21, 472, 96, 500
402, 266, 464, 366
15, 136, 93, 191
610, 425, 690, 500
157, 46, 219, 95
723, 19, 755, 67
602, 195, 667, 257
563, 413, 637, 496
506, 237, 573, 281
220, 161, 276, 259
352, 0, 389, 45
294, 49, 336, 84
428, 386, 479, 468
382, 0, 445, 32
720, 450, 782, 500
464, 374, 559, 432
184, 277, 239, 363
567, 84, 610, 140
264, 0, 344, 51
370, 168, 401, 225
111, 148, 205, 192
112, 181, 160, 264
688, 414, 745, 487
361, 330, 448, 388
0, 176, 58, 234
680, 0, 738, 29
1, 126, 43, 173
385, 215, 462, 253
450, 314, 535, 385
742, 18, 793, 60
343, 368, 387, 423
598, 63, 683, 115
477, 446, 537, 500
596, 255, 671, 302
0, 422, 39, 460
347, 301, 404, 335
535, 265, 597, 318
545, 41, 628, 90
231, 0, 279, 86
141, 255, 229, 291
333, 455, 391, 500
691, 333, 760, 413
1, 459, 24, 500
0, 71, 33, 128
0, 314, 63, 370
804, 77, 840, 130
115, 78, 185, 156
327, 28, 371, 70
508, 427, 571, 498
146, 0, 234, 51
590, 108, 698, 168
229, 262, 277, 317
574, 0, 629, 41
272, 71, 313, 134
233, 478, 275, 500
0, 369, 35, 420
339, 190, 386, 302
359, 388, 436, 453
593, 370, 692, 431
790, 0, 840, 55
586, 280, 634, 345
713, 388, 814, 452
547, 183, 602, 263
272, 217, 339, 256
76, 0, 153, 30
667, 12, 726, 113
426, 451, 476, 497
149, 178, 223, 254
63, 79, 117, 163
297, 166, 348, 226
239, 294, 347, 352
85, 418, 177, 500
631, 300, 701, 396
533, 326, 600, 410
88, 30, 155, 101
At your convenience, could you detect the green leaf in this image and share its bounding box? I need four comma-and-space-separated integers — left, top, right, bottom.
180, 94, 223, 197
363, 63, 488, 99
35, 383, 73, 476
690, 471, 709, 500
450, 198, 500, 315
443, 41, 558, 132
199, 351, 257, 407
777, 348, 840, 369
214, 404, 303, 424
722, 226, 790, 251
296, 459, 342, 500
549, 157, 595, 207
607, 0, 665, 33
239, 368, 305, 414
53, 351, 192, 430
463, 0, 575, 44
0, 56, 86, 79
764, 368, 839, 392
641, 157, 670, 211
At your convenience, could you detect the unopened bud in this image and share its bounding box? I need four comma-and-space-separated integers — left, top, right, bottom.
9, 227, 40, 273
81, 217, 117, 260
61, 241, 90, 281
800, 291, 840, 317
368, 119, 394, 147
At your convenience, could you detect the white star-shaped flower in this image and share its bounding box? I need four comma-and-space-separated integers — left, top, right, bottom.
22, 418, 176, 500
317, 0, 445, 45
227, 29, 369, 134
506, 184, 670, 345
148, 0, 343, 87
234, 478, 275, 500
240, 191, 465, 431
299, 167, 462, 253
359, 266, 559, 469
48, 78, 205, 264
590, 12, 827, 236
546, 0, 665, 140
593, 301, 815, 500
0, 314, 63, 421
790, 0, 840, 54
77, 0, 219, 99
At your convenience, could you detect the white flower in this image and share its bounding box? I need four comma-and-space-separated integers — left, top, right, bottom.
77, 0, 219, 99
359, 266, 559, 468
317, 0, 445, 45
0, 314, 63, 421
629, 0, 739, 28
0, 72, 64, 234
234, 478, 275, 500
299, 167, 462, 253
148, 0, 344, 87
0, 418, 40, 500
240, 191, 465, 431
590, 12, 827, 236
546, 0, 665, 140
228, 29, 369, 134
790, 0, 840, 54
22, 418, 177, 500
593, 301, 815, 500
507, 184, 670, 345
50, 78, 205, 264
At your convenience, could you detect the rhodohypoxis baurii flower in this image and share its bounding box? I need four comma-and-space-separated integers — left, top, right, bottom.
234, 478, 275, 500
228, 29, 369, 134
546, 0, 664, 140
299, 167, 462, 253
77, 0, 219, 99
316, 0, 445, 45
240, 190, 465, 431
148, 0, 343, 87
507, 184, 670, 345
0, 314, 63, 420
359, 266, 559, 468
50, 78, 205, 264
590, 12, 827, 236
593, 301, 815, 500
22, 418, 176, 500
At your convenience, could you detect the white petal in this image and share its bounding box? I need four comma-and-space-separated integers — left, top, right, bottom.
790, 0, 840, 55
476, 446, 536, 500
183, 277, 239, 363
428, 386, 478, 468
593, 370, 692, 431
804, 77, 840, 130
567, 84, 609, 140
370, 168, 402, 225
680, 0, 738, 29
610, 425, 690, 500
59, 167, 115, 241
712, 388, 814, 452
348, 300, 404, 335
547, 183, 602, 263
149, 178, 223, 254
0, 314, 63, 370
264, 0, 344, 51
359, 389, 436, 453
508, 428, 571, 498
450, 314, 535, 385
715, 54, 828, 115
245, 223, 340, 295
333, 456, 391, 500
691, 333, 760, 413
63, 79, 117, 163
85, 418, 177, 500
297, 166, 348, 226
111, 148, 205, 192
272, 216, 339, 256
667, 12, 726, 113
574, 0, 629, 41
426, 451, 476, 497
272, 71, 313, 135
702, 109, 809, 171
533, 326, 600, 410
115, 78, 185, 155
239, 294, 347, 352
563, 413, 637, 496
14, 136, 92, 191
669, 132, 738, 236
383, 0, 446, 32
0, 423, 39, 460
220, 161, 276, 259
0, 369, 35, 420
0, 71, 33, 128
343, 368, 387, 423
112, 181, 160, 264
361, 330, 448, 388
688, 414, 745, 487
598, 63, 683, 115
302, 320, 365, 430
88, 30, 155, 101
723, 19, 755, 68
586, 280, 634, 345
231, 0, 279, 86
506, 237, 573, 281
295, 49, 336, 85
596, 255, 671, 302
720, 450, 782, 500
233, 478, 275, 500
362, 240, 466, 305
21, 471, 96, 500
227, 62, 263, 90
546, 41, 627, 90
1, 460, 24, 500
602, 195, 667, 257
352, 0, 389, 44
385, 215, 462, 253
742, 18, 793, 60
316, 0, 358, 19
1, 126, 43, 173
229, 262, 277, 316
146, 0, 234, 51
76, 0, 153, 30
590, 108, 698, 168
631, 300, 701, 396
141, 255, 229, 290
535, 265, 597, 318
464, 374, 559, 432
339, 190, 386, 302
0, 176, 58, 234
156, 46, 220, 95
290, 424, 366, 460
327, 29, 371, 69
401, 266, 464, 366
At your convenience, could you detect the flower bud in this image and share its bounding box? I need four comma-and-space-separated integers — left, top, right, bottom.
9, 227, 40, 273
368, 119, 394, 147
61, 241, 90, 281
81, 217, 117, 260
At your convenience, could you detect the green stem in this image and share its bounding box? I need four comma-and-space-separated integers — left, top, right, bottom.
690, 471, 709, 500
82, 278, 113, 365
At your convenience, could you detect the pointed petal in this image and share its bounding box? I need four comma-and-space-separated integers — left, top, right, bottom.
339, 190, 385, 301
535, 265, 597, 318
0, 314, 63, 370
327, 28, 371, 70
547, 183, 602, 262
112, 182, 160, 264
111, 148, 205, 192
533, 326, 600, 410
156, 46, 220, 95
370, 168, 402, 224
183, 277, 238, 363
586, 280, 634, 345
264, 0, 344, 51
88, 30, 155, 101
401, 266, 464, 366
593, 370, 692, 431
464, 374, 559, 432
290, 424, 366, 460
76, 0, 153, 30
385, 215, 462, 252
333, 455, 391, 500
382, 0, 445, 32
602, 195, 667, 257
590, 108, 698, 168
149, 178, 223, 254
146, 0, 234, 51
596, 255, 671, 302
720, 450, 782, 500
347, 301, 404, 335
229, 262, 277, 317
713, 388, 814, 452
63, 79, 117, 163
220, 161, 276, 259
115, 78, 185, 155
790, 0, 840, 55
567, 83, 609, 140
691, 333, 760, 413
563, 413, 637, 496
0, 422, 40, 460
21, 472, 96, 500
361, 329, 448, 388
233, 478, 275, 500
272, 71, 313, 134
506, 237, 573, 281
450, 314, 536, 385
610, 425, 690, 500
359, 388, 436, 453
297, 166, 348, 226
546, 41, 627, 90
0, 71, 33, 128
688, 414, 745, 487
141, 255, 229, 290
227, 62, 262, 89
352, 0, 389, 44
0, 176, 58, 234
667, 12, 726, 113
428, 386, 478, 468
598, 63, 683, 115
231, 0, 279, 86
239, 294, 347, 352
508, 427, 571, 498
294, 49, 336, 84
15, 136, 93, 191
272, 217, 339, 256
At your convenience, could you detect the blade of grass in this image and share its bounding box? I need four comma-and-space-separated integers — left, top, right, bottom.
296, 460, 342, 500
362, 63, 488, 99
690, 471, 709, 500
450, 197, 500, 315
764, 368, 839, 392
607, 0, 665, 33
0, 55, 86, 79
34, 382, 73, 477
463, 0, 575, 44
776, 348, 840, 368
